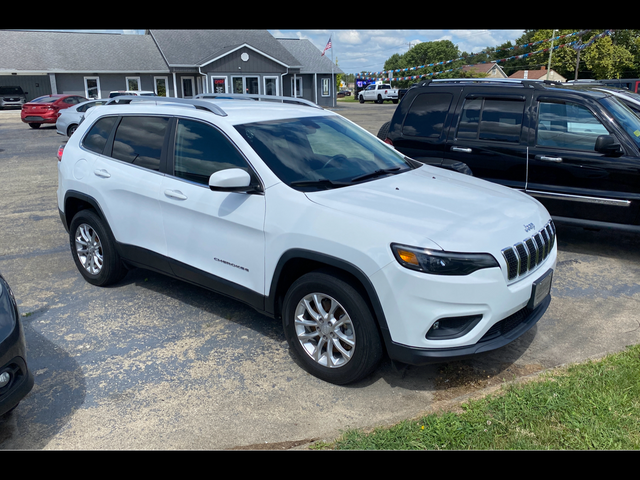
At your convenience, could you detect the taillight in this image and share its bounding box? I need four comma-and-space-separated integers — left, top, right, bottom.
384, 138, 393, 146
56, 145, 65, 161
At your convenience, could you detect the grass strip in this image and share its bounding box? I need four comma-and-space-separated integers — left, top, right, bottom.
317, 345, 640, 450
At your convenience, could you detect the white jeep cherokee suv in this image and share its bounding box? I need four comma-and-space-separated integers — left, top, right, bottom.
57, 94, 557, 384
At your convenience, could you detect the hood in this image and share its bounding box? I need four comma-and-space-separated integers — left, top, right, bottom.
304, 165, 550, 254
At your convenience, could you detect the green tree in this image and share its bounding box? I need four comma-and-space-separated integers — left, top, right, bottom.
383, 40, 462, 87
515, 29, 637, 80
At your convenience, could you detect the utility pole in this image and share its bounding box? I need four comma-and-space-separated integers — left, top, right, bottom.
546, 29, 557, 80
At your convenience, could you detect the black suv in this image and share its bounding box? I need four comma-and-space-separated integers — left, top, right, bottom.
378, 78, 640, 232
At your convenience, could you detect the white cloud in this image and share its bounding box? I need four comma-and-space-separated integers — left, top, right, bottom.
335, 30, 365, 45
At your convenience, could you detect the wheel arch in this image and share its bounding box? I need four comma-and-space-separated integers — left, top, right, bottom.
266, 249, 390, 337
62, 191, 107, 231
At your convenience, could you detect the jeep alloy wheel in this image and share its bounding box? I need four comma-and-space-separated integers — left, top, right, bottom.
75, 223, 104, 275
69, 210, 126, 286
283, 272, 383, 384
294, 292, 356, 368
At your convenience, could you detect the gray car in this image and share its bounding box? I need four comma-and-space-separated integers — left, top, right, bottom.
0, 86, 28, 109
56, 99, 108, 136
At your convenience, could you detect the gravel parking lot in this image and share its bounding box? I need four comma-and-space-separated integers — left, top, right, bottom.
1, 102, 639, 450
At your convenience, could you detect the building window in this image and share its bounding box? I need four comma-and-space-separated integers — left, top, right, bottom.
264, 77, 278, 96
126, 77, 141, 91
182, 77, 195, 98
84, 76, 101, 99
232, 76, 259, 95
321, 78, 330, 97
154, 77, 169, 97
292, 77, 303, 97
212, 77, 228, 94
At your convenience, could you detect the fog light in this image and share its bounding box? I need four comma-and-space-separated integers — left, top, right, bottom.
426, 315, 483, 340
0, 371, 10, 388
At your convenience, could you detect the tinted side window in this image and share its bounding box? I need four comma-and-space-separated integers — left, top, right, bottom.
173, 119, 249, 185
111, 116, 169, 171
457, 97, 525, 143
82, 116, 117, 154
536, 100, 608, 151
403, 93, 452, 138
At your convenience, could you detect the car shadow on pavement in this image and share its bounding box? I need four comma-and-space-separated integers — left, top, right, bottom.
0, 308, 86, 449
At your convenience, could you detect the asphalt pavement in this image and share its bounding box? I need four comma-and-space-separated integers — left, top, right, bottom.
0, 101, 639, 450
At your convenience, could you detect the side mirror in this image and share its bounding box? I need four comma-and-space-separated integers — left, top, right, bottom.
209, 168, 261, 193
594, 134, 623, 155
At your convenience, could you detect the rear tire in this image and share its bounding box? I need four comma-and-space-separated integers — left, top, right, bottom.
282, 271, 383, 384
69, 209, 126, 287
28, 123, 41, 129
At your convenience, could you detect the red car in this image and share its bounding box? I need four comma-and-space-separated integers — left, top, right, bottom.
21, 94, 87, 129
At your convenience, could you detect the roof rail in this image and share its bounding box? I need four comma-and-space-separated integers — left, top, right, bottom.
418, 77, 564, 89
195, 93, 323, 109
105, 95, 230, 116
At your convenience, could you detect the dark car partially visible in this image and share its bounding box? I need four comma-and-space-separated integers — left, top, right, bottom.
0, 273, 34, 417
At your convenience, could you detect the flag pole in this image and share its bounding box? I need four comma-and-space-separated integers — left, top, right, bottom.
331, 33, 335, 108
321, 34, 335, 107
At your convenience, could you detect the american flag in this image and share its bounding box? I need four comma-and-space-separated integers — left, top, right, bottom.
321, 37, 332, 56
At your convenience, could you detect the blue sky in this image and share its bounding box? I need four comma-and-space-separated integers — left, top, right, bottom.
268, 29, 527, 75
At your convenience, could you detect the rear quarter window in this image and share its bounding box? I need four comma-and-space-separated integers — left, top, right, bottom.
402, 93, 453, 138
82, 116, 118, 154
456, 97, 525, 143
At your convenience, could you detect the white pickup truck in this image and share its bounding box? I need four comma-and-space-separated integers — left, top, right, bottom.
358, 83, 399, 104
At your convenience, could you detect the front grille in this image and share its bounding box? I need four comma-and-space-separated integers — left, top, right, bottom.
501, 221, 555, 281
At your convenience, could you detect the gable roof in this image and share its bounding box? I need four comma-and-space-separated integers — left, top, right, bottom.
462, 63, 505, 74
0, 30, 169, 73
276, 38, 343, 75
509, 67, 566, 81
147, 30, 302, 68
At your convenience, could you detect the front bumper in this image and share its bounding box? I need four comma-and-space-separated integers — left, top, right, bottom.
370, 245, 556, 364
1, 100, 25, 109
384, 295, 550, 365
0, 356, 34, 416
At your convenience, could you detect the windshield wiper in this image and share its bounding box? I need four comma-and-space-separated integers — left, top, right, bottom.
289, 179, 353, 190
350, 166, 402, 183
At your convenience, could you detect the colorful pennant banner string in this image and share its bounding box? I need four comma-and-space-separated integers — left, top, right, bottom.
355, 29, 613, 82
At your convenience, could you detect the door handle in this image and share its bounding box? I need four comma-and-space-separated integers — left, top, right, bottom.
536, 155, 563, 163
94, 169, 111, 178
451, 147, 472, 153
164, 189, 188, 200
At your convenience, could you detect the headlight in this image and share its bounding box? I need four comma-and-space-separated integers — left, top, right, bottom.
391, 243, 499, 276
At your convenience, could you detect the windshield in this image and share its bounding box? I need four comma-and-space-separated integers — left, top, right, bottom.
235, 115, 415, 191
598, 96, 640, 149
0, 86, 23, 95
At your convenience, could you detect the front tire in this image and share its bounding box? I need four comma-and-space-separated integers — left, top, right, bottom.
377, 121, 390, 141
69, 209, 126, 287
283, 271, 383, 385
359, 95, 365, 104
